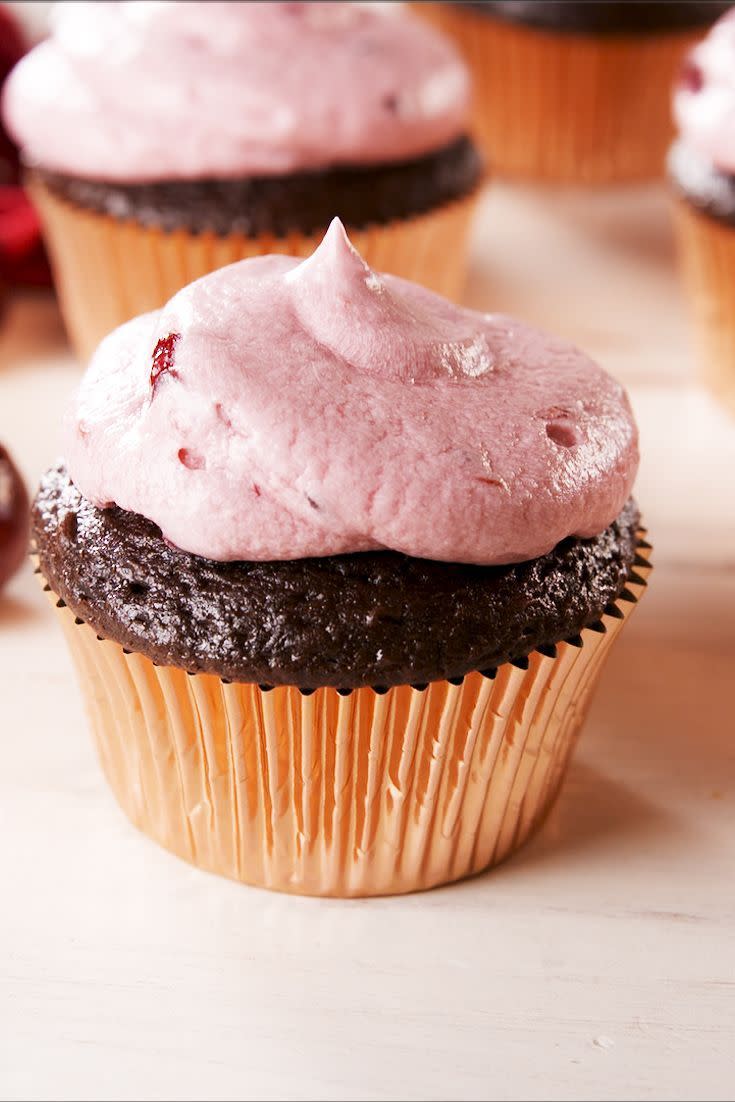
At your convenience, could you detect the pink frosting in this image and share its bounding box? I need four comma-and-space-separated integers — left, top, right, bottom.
64, 221, 638, 566
674, 10, 735, 173
2, 1, 469, 181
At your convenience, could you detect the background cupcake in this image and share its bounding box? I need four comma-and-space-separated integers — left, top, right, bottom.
3, 1, 482, 360
416, 0, 729, 184
670, 8, 735, 417
32, 221, 648, 897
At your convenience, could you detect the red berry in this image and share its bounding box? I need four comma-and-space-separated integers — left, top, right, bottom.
0, 6, 27, 187
150, 332, 181, 393
0, 9, 26, 80
0, 444, 29, 591
0, 186, 49, 286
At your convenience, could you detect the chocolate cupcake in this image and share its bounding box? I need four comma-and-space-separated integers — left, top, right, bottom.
32, 221, 649, 896
3, 1, 482, 360
670, 9, 735, 417
416, 0, 729, 183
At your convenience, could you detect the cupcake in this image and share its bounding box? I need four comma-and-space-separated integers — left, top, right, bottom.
670, 9, 735, 417
32, 221, 649, 897
3, 1, 482, 360
416, 1, 729, 184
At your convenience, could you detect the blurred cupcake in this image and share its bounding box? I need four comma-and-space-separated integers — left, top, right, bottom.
3, 1, 482, 360
417, 1, 729, 184
670, 9, 735, 416
31, 220, 648, 897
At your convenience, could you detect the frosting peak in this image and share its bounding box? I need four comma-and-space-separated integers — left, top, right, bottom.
674, 10, 735, 173
3, 1, 470, 181
288, 219, 494, 384
65, 221, 638, 565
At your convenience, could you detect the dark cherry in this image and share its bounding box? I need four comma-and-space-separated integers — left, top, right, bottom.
679, 58, 704, 94
0, 7, 27, 186
150, 332, 181, 393
0, 443, 29, 591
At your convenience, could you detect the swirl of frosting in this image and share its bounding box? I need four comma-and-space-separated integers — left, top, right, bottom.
2, 1, 469, 182
65, 220, 638, 565
674, 10, 735, 174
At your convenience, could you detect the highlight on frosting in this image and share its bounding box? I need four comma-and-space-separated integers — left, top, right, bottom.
2, 1, 470, 181
674, 9, 735, 174
64, 219, 639, 566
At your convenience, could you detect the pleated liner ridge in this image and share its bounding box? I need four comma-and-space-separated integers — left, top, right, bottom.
673, 198, 735, 418
29, 177, 478, 363
35, 537, 651, 897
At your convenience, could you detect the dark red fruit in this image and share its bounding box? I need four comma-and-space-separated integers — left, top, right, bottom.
679, 58, 703, 94
0, 8, 50, 288
0, 444, 29, 591
0, 6, 26, 187
150, 332, 181, 393
0, 186, 48, 286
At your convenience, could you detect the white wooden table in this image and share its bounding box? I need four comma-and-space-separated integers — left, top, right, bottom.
1, 184, 733, 1102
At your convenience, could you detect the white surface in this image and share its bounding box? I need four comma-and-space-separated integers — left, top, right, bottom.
1, 184, 734, 1102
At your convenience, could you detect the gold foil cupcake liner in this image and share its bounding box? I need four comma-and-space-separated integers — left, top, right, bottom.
29, 177, 479, 362
34, 537, 651, 897
673, 198, 735, 417
416, 5, 698, 184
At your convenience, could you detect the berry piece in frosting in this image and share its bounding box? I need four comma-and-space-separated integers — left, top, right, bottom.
65, 219, 638, 566
673, 10, 735, 175
679, 58, 704, 95
0, 443, 29, 591
150, 332, 180, 394
177, 448, 205, 471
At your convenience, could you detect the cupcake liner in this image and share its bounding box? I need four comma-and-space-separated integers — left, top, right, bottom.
417, 5, 698, 184
673, 198, 735, 417
28, 176, 479, 361
35, 537, 650, 897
